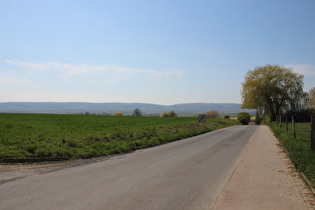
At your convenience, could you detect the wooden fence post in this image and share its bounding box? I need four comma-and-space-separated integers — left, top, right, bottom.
292, 116, 296, 138
280, 115, 282, 128
286, 116, 288, 132
311, 113, 315, 151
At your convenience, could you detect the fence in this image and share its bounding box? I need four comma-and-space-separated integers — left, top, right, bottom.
276, 113, 315, 151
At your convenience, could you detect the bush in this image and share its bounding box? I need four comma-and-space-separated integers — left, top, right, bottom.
206, 110, 220, 118
237, 112, 251, 125
112, 112, 123, 116
160, 111, 178, 117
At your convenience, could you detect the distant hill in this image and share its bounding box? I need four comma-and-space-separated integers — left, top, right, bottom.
0, 102, 255, 116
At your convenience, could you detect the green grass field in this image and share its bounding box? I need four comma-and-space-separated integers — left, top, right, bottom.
269, 122, 315, 186
0, 113, 241, 161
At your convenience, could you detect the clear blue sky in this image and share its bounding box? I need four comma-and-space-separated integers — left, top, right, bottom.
1, 0, 314, 105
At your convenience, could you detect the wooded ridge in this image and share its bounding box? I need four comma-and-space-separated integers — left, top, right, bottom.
0, 102, 255, 115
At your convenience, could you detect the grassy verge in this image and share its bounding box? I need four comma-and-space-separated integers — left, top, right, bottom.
269, 122, 315, 186
0, 113, 241, 162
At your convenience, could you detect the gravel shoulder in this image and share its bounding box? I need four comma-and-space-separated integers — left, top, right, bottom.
0, 156, 112, 185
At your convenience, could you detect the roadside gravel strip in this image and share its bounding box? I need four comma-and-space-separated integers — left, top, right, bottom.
0, 156, 112, 185
213, 125, 315, 210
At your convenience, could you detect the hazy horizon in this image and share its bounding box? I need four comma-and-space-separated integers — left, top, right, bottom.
0, 101, 244, 106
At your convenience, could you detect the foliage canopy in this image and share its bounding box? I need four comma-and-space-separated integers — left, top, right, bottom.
132, 108, 142, 116
308, 87, 315, 110
241, 64, 304, 120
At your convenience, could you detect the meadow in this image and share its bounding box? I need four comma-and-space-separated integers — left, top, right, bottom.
0, 113, 241, 162
269, 122, 315, 186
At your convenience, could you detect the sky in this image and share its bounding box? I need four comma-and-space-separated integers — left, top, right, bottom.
0, 0, 314, 105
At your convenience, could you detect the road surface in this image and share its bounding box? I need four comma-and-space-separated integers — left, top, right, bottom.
2, 125, 311, 209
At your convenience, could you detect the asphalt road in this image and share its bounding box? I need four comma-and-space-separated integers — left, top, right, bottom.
0, 125, 257, 210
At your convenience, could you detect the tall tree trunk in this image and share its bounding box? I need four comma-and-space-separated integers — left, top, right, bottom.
269, 98, 276, 121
